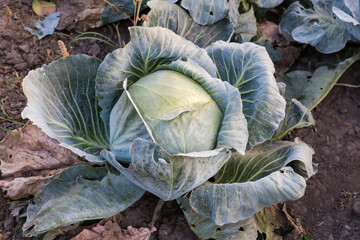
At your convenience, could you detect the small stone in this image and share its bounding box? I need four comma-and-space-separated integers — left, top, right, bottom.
340, 108, 348, 114
348, 129, 355, 136
14, 62, 28, 71
3, 217, 15, 231
19, 44, 30, 53
88, 43, 101, 56
352, 199, 360, 218
355, 126, 360, 134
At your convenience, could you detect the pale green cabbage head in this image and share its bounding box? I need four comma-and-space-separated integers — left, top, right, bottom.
128, 70, 223, 154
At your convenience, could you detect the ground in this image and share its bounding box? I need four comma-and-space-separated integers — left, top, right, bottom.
0, 1, 359, 239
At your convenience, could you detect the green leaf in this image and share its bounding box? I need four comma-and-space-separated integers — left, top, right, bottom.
22, 55, 109, 163
279, 1, 353, 53
206, 41, 286, 149
177, 197, 258, 240
23, 165, 145, 236
143, 0, 233, 48
180, 0, 229, 25
188, 139, 316, 225
274, 99, 315, 139
102, 139, 231, 201
250, 0, 284, 9
100, 0, 149, 24
109, 92, 152, 163
96, 27, 217, 123
155, 59, 249, 154
277, 50, 360, 110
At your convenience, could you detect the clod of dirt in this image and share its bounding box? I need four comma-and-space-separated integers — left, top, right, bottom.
5, 50, 22, 65
0, 124, 83, 199
88, 43, 101, 56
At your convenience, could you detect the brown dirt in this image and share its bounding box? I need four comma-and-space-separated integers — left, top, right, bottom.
0, 1, 359, 240
286, 61, 360, 240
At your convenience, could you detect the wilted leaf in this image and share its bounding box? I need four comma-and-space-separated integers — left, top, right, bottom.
0, 125, 82, 199
55, 0, 105, 31
32, 0, 56, 16
255, 205, 292, 240
275, 46, 302, 77
258, 21, 289, 47
25, 12, 60, 40
72, 220, 154, 240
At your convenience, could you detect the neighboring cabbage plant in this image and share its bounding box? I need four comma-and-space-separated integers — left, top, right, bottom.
280, 0, 360, 54
101, 0, 286, 47
21, 27, 316, 239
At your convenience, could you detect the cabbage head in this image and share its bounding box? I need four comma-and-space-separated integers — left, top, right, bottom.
21, 27, 316, 239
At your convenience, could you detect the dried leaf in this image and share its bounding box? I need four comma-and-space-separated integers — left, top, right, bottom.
275, 46, 302, 77
258, 21, 289, 47
72, 220, 155, 240
54, 0, 105, 31
32, 0, 56, 16
0, 125, 83, 199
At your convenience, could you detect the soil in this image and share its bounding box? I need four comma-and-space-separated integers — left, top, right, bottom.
0, 1, 359, 240
286, 61, 360, 240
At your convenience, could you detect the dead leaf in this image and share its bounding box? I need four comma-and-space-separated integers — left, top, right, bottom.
32, 0, 57, 16
258, 21, 290, 47
54, 0, 105, 31
0, 124, 83, 199
275, 46, 302, 77
72, 220, 155, 240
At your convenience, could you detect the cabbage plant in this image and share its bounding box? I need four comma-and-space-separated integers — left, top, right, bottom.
280, 0, 360, 53
21, 27, 316, 239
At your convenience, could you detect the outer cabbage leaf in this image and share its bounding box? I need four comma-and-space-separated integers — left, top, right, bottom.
96, 27, 217, 123
333, 0, 360, 41
177, 197, 258, 240
206, 41, 286, 149
188, 139, 316, 225
280, 1, 353, 53
102, 140, 231, 201
278, 49, 360, 110
274, 99, 315, 139
109, 92, 152, 163
155, 60, 248, 154
181, 0, 229, 25
143, 0, 233, 48
250, 0, 284, 9
22, 55, 109, 163
23, 165, 145, 236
